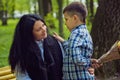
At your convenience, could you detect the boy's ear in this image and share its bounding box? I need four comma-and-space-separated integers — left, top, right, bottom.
73, 15, 78, 20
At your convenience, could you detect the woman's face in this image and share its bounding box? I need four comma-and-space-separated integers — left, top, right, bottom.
33, 20, 47, 41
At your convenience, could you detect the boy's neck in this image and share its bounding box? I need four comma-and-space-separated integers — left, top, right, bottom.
74, 21, 85, 28
70, 20, 85, 31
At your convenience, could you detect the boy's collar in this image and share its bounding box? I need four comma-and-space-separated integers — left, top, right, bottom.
71, 24, 86, 31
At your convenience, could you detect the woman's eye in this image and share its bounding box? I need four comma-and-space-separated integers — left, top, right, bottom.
36, 29, 41, 31
42, 24, 45, 27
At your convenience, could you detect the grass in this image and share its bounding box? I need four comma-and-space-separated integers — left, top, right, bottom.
0, 19, 18, 67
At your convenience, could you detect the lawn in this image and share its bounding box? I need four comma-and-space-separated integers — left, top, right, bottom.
0, 19, 18, 67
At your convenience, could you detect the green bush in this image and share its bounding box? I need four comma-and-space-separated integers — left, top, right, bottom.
44, 12, 58, 29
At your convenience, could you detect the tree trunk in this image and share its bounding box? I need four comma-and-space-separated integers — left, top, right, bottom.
0, 0, 8, 25
43, 0, 52, 16
38, 0, 44, 18
91, 0, 120, 79
34, 2, 37, 14
2, 10, 7, 25
38, 0, 52, 18
90, 0, 94, 22
57, 0, 63, 37
11, 0, 15, 18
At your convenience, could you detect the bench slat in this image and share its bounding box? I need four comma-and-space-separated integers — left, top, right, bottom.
9, 78, 16, 80
0, 74, 16, 80
0, 66, 10, 71
0, 66, 16, 80
0, 69, 11, 76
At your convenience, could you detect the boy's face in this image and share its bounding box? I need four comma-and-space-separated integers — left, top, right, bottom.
64, 12, 76, 31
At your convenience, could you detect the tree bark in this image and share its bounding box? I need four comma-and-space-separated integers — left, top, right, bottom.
0, 0, 3, 19
43, 0, 52, 16
57, 0, 63, 37
2, 10, 7, 25
0, 0, 7, 26
90, 0, 94, 22
91, 0, 120, 78
38, 0, 52, 18
38, 0, 44, 18
11, 0, 15, 18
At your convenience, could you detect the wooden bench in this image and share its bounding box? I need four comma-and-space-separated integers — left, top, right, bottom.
0, 66, 16, 80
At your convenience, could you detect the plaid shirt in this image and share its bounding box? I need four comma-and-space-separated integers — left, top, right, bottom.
62, 24, 94, 80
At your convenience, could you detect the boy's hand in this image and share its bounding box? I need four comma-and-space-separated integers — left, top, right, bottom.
88, 67, 94, 75
53, 32, 65, 42
91, 59, 102, 69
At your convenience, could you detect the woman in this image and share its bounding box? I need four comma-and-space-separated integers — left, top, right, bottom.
9, 14, 63, 80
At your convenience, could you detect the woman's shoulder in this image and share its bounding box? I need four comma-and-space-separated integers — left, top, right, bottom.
44, 35, 59, 46
45, 35, 57, 42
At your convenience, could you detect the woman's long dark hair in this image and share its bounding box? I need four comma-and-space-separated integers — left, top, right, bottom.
9, 14, 46, 73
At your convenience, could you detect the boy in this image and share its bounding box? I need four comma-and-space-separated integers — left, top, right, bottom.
53, 2, 94, 80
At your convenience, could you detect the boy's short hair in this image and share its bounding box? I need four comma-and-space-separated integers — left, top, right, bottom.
63, 2, 87, 23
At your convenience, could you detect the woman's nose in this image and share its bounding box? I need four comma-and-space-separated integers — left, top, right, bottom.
41, 26, 46, 31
